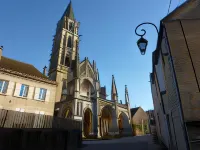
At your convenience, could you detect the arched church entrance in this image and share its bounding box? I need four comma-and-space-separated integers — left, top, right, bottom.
100, 105, 116, 137
118, 112, 129, 136
83, 108, 92, 138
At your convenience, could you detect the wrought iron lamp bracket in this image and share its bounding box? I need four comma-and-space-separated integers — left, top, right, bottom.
135, 22, 159, 37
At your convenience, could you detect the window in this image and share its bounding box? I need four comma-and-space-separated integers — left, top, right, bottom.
0, 80, 9, 94
38, 88, 47, 100
69, 22, 74, 32
65, 57, 70, 67
19, 84, 29, 97
67, 36, 72, 48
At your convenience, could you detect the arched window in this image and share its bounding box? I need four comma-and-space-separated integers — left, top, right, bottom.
60, 51, 65, 65
65, 56, 70, 67
67, 36, 72, 48
69, 22, 74, 32
63, 36, 67, 48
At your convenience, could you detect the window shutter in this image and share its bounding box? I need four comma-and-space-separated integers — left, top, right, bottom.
14, 83, 21, 96
45, 90, 50, 102
34, 88, 40, 100
27, 86, 34, 99
6, 81, 14, 95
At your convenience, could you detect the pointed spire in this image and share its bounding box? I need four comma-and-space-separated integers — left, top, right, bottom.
111, 75, 118, 101
125, 85, 130, 104
62, 1, 75, 20
93, 60, 96, 72
97, 69, 99, 81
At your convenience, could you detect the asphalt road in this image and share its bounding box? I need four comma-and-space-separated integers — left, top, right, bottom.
79, 135, 167, 150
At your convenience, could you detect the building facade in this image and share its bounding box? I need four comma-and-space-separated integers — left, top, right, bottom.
0, 47, 57, 116
49, 2, 132, 138
131, 107, 149, 135
0, 1, 132, 137
150, 0, 200, 149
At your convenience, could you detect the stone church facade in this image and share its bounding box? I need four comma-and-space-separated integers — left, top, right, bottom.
51, 2, 132, 138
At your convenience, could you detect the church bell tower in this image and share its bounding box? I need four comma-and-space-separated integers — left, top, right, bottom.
48, 1, 80, 102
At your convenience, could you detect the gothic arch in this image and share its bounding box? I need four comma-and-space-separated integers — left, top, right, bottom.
80, 78, 95, 97
83, 106, 92, 114
100, 105, 117, 137
80, 77, 94, 87
118, 111, 130, 136
83, 108, 93, 138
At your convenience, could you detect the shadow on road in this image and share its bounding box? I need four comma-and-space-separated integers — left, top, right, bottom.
80, 142, 148, 150
79, 135, 167, 150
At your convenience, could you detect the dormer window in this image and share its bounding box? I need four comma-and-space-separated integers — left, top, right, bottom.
69, 22, 74, 32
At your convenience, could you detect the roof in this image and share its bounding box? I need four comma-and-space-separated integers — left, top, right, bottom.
162, 0, 197, 22
151, 0, 199, 76
100, 87, 106, 96
0, 56, 56, 84
62, 1, 75, 20
131, 107, 140, 117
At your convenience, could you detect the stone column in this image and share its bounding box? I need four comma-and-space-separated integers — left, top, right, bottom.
97, 117, 101, 138
91, 98, 98, 137
109, 116, 119, 134
82, 120, 86, 138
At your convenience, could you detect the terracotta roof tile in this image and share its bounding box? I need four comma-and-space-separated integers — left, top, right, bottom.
0, 56, 48, 80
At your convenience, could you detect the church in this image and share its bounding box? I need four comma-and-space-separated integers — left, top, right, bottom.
0, 1, 132, 138
52, 2, 132, 138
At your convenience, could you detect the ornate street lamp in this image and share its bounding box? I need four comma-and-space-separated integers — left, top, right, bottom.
135, 22, 159, 55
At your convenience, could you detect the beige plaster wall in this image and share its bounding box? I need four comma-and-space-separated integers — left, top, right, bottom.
0, 72, 57, 116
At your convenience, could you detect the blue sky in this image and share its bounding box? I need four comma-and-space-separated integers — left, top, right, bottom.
0, 0, 185, 110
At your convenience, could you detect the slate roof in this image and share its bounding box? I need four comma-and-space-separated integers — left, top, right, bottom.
62, 1, 75, 20
131, 107, 140, 117
0, 56, 56, 84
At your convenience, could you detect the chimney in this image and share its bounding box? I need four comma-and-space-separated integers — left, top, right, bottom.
43, 66, 47, 76
0, 46, 3, 61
